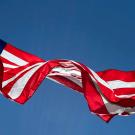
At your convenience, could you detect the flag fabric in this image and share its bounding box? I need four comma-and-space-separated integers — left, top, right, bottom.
1, 39, 135, 122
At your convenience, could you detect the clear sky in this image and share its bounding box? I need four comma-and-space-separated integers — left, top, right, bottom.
0, 0, 135, 134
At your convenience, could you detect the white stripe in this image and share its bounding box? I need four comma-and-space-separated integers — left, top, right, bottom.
49, 66, 82, 87
46, 77, 64, 85
52, 67, 81, 76
116, 94, 135, 98
8, 62, 45, 99
2, 62, 45, 88
71, 61, 135, 99
106, 80, 135, 99
107, 80, 135, 89
89, 69, 112, 89
126, 107, 135, 114
71, 61, 113, 90
101, 96, 125, 114
90, 75, 126, 114
88, 69, 135, 100
3, 63, 19, 68
1, 50, 28, 66
90, 75, 135, 115
46, 77, 82, 93
48, 74, 82, 87
64, 76, 82, 87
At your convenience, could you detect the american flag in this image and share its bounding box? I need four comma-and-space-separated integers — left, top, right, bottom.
1, 39, 135, 122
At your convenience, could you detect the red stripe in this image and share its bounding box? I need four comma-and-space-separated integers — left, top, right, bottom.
4, 44, 45, 63
75, 63, 135, 107
97, 114, 115, 123
13, 60, 113, 122
82, 71, 111, 122
114, 88, 135, 96
2, 65, 37, 95
94, 80, 135, 107
1, 57, 18, 66
3, 62, 38, 81
48, 75, 83, 93
97, 69, 135, 82
15, 61, 60, 104
3, 42, 135, 122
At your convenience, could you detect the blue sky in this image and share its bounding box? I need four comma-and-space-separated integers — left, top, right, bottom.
0, 0, 135, 134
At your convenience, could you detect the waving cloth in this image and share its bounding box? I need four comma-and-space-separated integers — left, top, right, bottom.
1, 39, 135, 122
